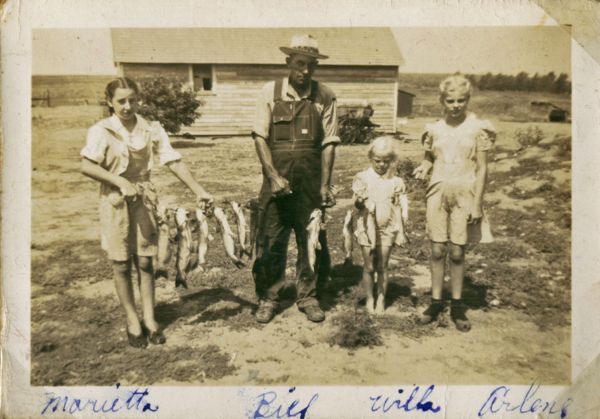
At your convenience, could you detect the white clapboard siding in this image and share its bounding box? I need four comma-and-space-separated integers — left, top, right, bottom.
122, 63, 398, 136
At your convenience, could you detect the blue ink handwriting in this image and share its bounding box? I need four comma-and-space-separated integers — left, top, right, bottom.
369, 384, 442, 414
478, 382, 573, 418
252, 387, 319, 419
41, 383, 159, 415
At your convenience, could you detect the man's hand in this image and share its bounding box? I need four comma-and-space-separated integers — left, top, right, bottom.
320, 185, 336, 208
271, 175, 292, 198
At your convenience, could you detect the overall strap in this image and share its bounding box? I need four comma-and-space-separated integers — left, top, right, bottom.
273, 79, 284, 103
308, 80, 319, 103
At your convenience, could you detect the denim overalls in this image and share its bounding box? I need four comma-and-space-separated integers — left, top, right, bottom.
253, 79, 331, 308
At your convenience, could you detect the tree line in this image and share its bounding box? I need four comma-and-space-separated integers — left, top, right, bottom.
465, 72, 571, 94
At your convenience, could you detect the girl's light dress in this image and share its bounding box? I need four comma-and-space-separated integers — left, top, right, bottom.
81, 114, 182, 261
422, 112, 495, 245
352, 167, 408, 248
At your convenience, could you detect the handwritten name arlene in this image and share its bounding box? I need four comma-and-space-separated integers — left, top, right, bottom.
41, 384, 159, 415
478, 382, 573, 418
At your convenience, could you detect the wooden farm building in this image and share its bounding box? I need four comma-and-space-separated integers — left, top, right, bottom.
111, 28, 403, 135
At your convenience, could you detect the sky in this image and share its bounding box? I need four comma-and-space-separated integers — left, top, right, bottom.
32, 26, 571, 76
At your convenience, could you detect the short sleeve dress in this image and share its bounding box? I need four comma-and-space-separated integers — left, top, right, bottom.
421, 112, 495, 245
352, 167, 409, 248
81, 114, 182, 261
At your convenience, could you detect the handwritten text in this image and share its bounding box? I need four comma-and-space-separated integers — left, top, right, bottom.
41, 384, 159, 415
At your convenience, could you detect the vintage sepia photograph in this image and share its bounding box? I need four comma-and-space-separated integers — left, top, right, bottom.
30, 26, 571, 387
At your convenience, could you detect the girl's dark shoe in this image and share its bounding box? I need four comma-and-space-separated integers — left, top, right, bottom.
418, 299, 445, 324
141, 321, 167, 345
127, 328, 148, 349
450, 299, 471, 332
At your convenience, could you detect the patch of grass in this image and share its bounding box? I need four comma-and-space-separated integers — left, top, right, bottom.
31, 240, 113, 295
31, 295, 237, 385
376, 314, 440, 340
329, 310, 383, 349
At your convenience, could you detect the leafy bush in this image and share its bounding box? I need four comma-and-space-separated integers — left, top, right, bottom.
338, 111, 379, 144
137, 76, 202, 134
328, 310, 383, 349
515, 125, 545, 148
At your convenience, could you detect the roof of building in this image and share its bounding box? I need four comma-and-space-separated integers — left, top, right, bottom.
398, 89, 416, 97
112, 28, 403, 67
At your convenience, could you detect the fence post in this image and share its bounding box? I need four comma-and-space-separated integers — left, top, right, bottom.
46, 89, 51, 107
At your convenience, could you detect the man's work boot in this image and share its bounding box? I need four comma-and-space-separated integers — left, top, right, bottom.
299, 304, 325, 323
255, 300, 277, 324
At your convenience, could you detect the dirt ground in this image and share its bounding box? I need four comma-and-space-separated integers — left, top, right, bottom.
31, 106, 571, 386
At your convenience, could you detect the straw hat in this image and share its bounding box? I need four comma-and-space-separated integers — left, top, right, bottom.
280, 34, 329, 59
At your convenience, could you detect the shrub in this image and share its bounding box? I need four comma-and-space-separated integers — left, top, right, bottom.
329, 310, 383, 349
515, 125, 545, 148
137, 76, 202, 134
338, 111, 379, 144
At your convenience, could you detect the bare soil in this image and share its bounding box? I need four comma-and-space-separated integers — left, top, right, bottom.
31, 106, 571, 386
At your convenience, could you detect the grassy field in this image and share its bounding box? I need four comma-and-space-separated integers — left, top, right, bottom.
30, 104, 571, 386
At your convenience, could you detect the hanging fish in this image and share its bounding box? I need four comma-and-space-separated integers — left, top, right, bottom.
306, 208, 323, 273
155, 204, 177, 280
246, 198, 259, 259
175, 207, 193, 288
342, 209, 354, 264
187, 212, 200, 271
194, 207, 211, 272
214, 207, 245, 269
393, 193, 410, 247
230, 201, 250, 258
365, 201, 377, 250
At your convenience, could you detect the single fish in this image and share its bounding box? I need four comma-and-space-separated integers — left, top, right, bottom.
214, 207, 245, 269
155, 203, 175, 280
366, 201, 377, 249
194, 207, 210, 271
231, 201, 250, 258
342, 209, 354, 263
175, 207, 193, 288
306, 208, 323, 273
187, 212, 200, 271
246, 198, 259, 259
392, 192, 409, 247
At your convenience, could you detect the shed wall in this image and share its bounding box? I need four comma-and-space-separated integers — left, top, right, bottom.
121, 63, 398, 135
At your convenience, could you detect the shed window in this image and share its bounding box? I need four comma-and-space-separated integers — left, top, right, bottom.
193, 65, 213, 92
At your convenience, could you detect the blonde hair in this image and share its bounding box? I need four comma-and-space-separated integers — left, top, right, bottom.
439, 73, 472, 99
368, 136, 397, 160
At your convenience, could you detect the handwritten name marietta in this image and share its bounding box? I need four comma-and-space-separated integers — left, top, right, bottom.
41, 384, 159, 415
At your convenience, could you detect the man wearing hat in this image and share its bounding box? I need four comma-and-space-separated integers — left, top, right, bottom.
251, 34, 340, 323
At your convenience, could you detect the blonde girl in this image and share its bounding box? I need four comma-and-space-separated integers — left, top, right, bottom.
413, 74, 495, 331
352, 136, 409, 314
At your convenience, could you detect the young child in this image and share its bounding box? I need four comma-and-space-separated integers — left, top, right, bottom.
352, 136, 409, 315
413, 74, 495, 332
81, 77, 213, 348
